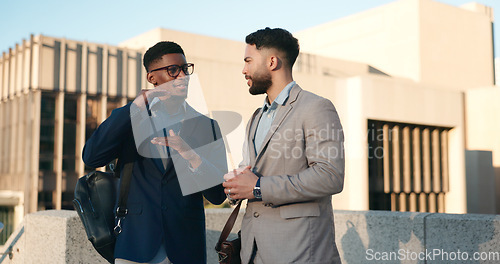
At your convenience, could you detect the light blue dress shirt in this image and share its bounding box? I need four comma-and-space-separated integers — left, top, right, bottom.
150, 100, 190, 170
253, 81, 296, 155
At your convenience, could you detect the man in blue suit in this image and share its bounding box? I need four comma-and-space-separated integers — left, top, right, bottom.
83, 41, 227, 264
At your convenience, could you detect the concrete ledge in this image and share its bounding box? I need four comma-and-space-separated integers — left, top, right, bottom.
335, 210, 500, 263
0, 209, 245, 264
424, 213, 500, 264
1, 209, 499, 263
26, 210, 107, 263
335, 210, 428, 263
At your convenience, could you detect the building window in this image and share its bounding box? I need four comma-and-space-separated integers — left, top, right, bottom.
106, 96, 125, 118
84, 96, 99, 173
39, 92, 56, 172
62, 94, 78, 209
63, 94, 77, 172
39, 92, 58, 210
368, 120, 451, 213
0, 206, 14, 245
85, 96, 99, 142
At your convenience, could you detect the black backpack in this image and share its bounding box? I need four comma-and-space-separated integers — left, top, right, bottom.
73, 162, 133, 263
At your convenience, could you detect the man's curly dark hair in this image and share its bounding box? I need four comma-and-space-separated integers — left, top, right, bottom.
143, 41, 185, 72
245, 27, 300, 69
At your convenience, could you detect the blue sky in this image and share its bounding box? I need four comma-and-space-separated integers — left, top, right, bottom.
1, 0, 498, 57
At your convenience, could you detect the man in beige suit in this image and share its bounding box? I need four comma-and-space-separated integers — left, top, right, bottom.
222, 27, 345, 264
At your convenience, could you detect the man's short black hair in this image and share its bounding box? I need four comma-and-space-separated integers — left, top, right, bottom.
245, 27, 300, 69
143, 41, 185, 72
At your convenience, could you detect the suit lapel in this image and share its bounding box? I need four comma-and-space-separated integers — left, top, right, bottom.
248, 108, 263, 166
254, 85, 302, 165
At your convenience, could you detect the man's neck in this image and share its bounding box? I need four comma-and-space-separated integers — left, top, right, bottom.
266, 76, 294, 104
165, 99, 185, 115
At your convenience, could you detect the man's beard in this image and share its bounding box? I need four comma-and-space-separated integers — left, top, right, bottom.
248, 70, 272, 95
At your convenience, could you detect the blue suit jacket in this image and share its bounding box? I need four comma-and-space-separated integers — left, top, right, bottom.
83, 102, 227, 263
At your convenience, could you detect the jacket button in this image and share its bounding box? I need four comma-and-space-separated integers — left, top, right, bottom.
253, 212, 260, 218
162, 179, 167, 184
161, 205, 167, 210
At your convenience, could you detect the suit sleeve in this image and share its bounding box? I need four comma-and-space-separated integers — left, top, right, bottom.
163, 117, 227, 203
199, 120, 227, 205
82, 103, 133, 168
260, 99, 345, 206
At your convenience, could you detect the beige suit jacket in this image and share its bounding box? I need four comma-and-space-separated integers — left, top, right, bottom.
240, 84, 344, 264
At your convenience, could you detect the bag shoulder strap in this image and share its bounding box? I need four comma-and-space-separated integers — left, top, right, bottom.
116, 162, 133, 216
211, 119, 217, 141
114, 161, 134, 234
215, 202, 241, 250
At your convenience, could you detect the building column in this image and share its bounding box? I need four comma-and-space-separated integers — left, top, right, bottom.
76, 41, 88, 176
97, 44, 108, 170
96, 94, 107, 172
0, 102, 3, 179
26, 36, 41, 214
10, 96, 20, 185
51, 37, 67, 210
81, 42, 87, 94
337, 78, 369, 210
445, 94, 467, 214
29, 90, 41, 213
102, 46, 108, 96
5, 100, 12, 184
75, 94, 86, 177
22, 93, 31, 215
53, 91, 64, 210
123, 48, 128, 97
14, 95, 24, 190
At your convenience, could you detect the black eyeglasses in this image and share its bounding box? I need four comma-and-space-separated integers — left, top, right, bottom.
148, 63, 194, 78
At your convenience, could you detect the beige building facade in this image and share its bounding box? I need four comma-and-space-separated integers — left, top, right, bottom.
295, 0, 495, 90
0, 0, 498, 243
0, 35, 141, 242
295, 0, 499, 214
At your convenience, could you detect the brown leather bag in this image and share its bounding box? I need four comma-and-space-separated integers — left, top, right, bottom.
215, 202, 241, 264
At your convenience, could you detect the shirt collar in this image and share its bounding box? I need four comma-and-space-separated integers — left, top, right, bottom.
262, 81, 296, 111
150, 97, 187, 116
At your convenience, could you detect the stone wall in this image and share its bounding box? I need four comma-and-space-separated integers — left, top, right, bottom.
1, 209, 500, 263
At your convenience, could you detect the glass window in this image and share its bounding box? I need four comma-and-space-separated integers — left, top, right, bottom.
85, 96, 99, 172
39, 92, 55, 173
107, 96, 124, 118
0, 206, 14, 245
62, 94, 77, 172
85, 96, 99, 142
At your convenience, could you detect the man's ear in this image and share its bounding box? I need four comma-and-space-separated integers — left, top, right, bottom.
147, 73, 157, 86
269, 55, 281, 71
